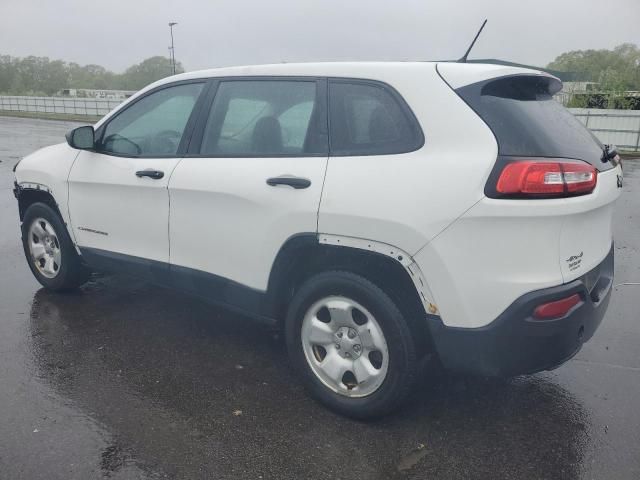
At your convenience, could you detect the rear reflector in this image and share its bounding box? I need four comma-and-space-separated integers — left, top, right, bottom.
533, 293, 582, 320
496, 160, 597, 197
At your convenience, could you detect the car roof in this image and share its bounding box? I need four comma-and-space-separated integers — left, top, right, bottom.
150, 61, 548, 88
161, 61, 437, 84
95, 61, 553, 128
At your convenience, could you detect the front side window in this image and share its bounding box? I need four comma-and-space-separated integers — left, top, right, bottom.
100, 82, 203, 156
200, 80, 323, 156
329, 81, 422, 155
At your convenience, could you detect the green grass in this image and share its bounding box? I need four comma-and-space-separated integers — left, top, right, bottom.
0, 110, 102, 123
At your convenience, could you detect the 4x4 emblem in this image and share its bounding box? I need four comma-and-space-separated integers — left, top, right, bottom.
617, 175, 623, 188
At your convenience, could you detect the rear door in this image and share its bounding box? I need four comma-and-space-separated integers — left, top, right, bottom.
168, 78, 328, 299
68, 81, 206, 269
317, 78, 433, 253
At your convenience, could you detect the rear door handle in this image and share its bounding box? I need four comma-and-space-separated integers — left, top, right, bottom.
136, 169, 164, 180
266, 176, 311, 189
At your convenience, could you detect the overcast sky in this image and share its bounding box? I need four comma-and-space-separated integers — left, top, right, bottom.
1, 0, 639, 72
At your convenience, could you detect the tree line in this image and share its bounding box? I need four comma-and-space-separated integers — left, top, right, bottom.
0, 55, 184, 96
547, 43, 640, 91
1, 43, 638, 102
547, 43, 640, 108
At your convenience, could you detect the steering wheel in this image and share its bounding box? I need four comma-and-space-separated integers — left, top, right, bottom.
103, 134, 142, 155
151, 130, 182, 154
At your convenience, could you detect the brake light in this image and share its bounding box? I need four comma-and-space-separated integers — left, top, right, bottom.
533, 293, 581, 320
496, 160, 597, 197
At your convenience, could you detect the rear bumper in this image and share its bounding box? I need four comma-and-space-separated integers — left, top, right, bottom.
427, 244, 614, 377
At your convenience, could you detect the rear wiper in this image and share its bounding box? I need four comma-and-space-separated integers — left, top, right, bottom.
602, 144, 619, 163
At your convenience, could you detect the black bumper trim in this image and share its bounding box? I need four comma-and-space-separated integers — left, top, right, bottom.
427, 244, 614, 377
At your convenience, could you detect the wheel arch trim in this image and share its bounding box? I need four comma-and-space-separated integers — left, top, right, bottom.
16, 182, 81, 254
265, 233, 439, 319
16, 182, 58, 218
318, 234, 438, 315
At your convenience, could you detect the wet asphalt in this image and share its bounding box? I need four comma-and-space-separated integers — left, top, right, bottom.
0, 115, 639, 479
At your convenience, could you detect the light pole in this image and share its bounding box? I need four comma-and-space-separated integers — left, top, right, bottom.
168, 22, 178, 75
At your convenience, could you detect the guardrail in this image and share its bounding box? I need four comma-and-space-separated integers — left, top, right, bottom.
0, 96, 123, 117
0, 97, 638, 153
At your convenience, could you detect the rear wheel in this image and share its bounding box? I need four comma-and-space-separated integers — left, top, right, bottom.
22, 203, 89, 291
285, 271, 418, 418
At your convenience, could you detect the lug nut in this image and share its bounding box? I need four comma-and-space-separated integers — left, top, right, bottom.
353, 344, 361, 352
337, 331, 343, 338
348, 330, 356, 339
335, 343, 340, 349
345, 352, 351, 358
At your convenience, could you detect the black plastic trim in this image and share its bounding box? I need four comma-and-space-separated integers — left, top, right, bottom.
14, 184, 63, 222
77, 233, 424, 329
79, 247, 170, 282
78, 235, 322, 325
78, 246, 278, 326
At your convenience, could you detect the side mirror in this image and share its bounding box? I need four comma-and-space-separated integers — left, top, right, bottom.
65, 126, 95, 150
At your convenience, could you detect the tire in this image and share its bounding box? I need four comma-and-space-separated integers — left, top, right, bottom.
21, 202, 89, 291
285, 271, 418, 419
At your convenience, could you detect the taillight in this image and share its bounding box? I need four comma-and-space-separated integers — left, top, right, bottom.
533, 293, 582, 320
495, 160, 597, 197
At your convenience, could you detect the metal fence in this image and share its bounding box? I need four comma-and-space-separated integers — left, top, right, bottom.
568, 108, 640, 152
0, 96, 123, 117
0, 96, 638, 152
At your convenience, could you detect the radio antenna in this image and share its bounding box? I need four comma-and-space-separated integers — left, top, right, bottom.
458, 19, 487, 63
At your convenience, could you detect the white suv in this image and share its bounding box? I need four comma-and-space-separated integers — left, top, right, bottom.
13, 62, 622, 418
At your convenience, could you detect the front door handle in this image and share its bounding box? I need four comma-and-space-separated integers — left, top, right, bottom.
136, 169, 164, 180
266, 176, 311, 189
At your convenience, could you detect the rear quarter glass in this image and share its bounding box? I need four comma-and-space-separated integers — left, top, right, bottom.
455, 75, 613, 172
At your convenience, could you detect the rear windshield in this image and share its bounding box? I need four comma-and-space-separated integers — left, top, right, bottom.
456, 76, 608, 169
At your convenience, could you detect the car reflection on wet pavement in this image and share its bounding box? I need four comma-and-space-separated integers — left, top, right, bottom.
1, 116, 639, 479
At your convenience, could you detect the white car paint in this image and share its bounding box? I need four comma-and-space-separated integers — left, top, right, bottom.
414, 165, 621, 328
15, 142, 79, 232
169, 155, 328, 290
317, 63, 498, 254
67, 150, 182, 263
14, 61, 621, 333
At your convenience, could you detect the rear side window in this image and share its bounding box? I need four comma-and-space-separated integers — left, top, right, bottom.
200, 80, 325, 156
328, 81, 423, 156
456, 76, 609, 169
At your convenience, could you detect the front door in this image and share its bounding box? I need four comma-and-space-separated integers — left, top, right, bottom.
168, 78, 328, 300
68, 81, 206, 268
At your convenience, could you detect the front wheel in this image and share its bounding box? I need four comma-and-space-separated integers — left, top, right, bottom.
285, 271, 418, 418
21, 202, 89, 291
